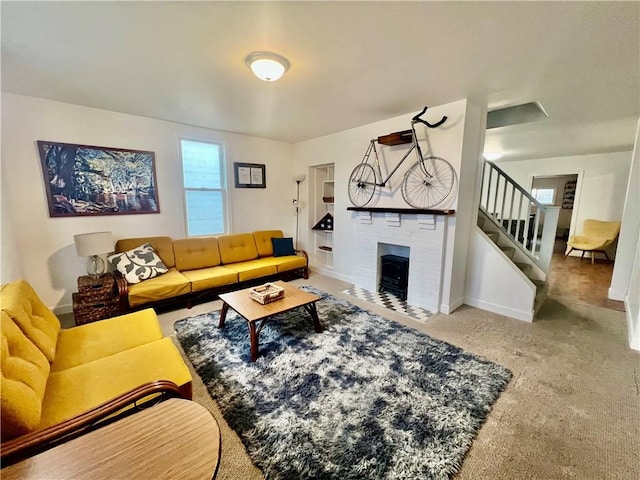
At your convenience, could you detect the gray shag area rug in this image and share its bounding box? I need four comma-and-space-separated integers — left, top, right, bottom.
175, 287, 511, 480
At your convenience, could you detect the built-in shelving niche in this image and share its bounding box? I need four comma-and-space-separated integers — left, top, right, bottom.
310, 164, 334, 269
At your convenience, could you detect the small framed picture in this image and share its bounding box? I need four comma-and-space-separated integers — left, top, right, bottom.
234, 162, 266, 188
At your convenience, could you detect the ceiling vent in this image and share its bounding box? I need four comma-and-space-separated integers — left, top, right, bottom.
486, 102, 548, 129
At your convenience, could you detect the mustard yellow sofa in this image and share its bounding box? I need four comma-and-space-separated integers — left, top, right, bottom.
1, 280, 192, 462
114, 230, 309, 311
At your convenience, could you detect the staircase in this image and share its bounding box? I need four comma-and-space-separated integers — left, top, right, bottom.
465, 161, 559, 322
477, 211, 549, 316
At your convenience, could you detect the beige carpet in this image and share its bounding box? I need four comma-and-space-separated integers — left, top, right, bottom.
170, 338, 263, 480
162, 274, 640, 480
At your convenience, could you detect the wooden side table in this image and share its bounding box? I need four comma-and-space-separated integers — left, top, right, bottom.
1, 399, 221, 480
73, 274, 119, 325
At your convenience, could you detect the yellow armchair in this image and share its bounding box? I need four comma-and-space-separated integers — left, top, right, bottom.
565, 219, 621, 263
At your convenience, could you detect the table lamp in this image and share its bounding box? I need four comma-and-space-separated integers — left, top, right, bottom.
74, 231, 114, 278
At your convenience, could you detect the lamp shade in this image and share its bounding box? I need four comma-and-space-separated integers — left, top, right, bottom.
294, 174, 306, 183
74, 232, 114, 257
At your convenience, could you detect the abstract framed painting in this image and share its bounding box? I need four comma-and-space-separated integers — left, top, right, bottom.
37, 141, 160, 217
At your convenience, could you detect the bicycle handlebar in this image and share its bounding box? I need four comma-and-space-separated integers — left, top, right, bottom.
412, 106, 447, 128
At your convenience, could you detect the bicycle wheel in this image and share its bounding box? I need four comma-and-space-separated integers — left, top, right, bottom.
348, 163, 377, 207
401, 156, 455, 208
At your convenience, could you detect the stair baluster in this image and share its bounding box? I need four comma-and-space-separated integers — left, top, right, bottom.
479, 160, 560, 273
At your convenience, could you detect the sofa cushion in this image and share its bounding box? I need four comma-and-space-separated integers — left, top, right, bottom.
126, 268, 191, 307
115, 236, 176, 269
181, 266, 239, 293
39, 337, 192, 429
253, 230, 284, 257
1, 312, 50, 440
1, 280, 61, 362
272, 237, 295, 257
51, 308, 163, 372
273, 255, 308, 273
217, 233, 259, 264
109, 243, 169, 284
223, 259, 278, 282
173, 237, 222, 271
251, 255, 307, 273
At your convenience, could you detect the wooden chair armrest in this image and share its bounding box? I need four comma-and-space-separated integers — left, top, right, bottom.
294, 249, 310, 279
112, 270, 131, 313
1, 380, 182, 466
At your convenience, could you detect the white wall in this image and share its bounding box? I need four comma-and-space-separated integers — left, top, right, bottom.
609, 120, 639, 351
1, 93, 294, 312
465, 227, 537, 321
440, 100, 486, 313
0, 167, 23, 281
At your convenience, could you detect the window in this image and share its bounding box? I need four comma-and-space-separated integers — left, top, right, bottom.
531, 188, 555, 205
180, 139, 227, 236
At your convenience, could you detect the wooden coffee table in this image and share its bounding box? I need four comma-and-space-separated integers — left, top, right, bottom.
2, 398, 221, 480
218, 281, 322, 361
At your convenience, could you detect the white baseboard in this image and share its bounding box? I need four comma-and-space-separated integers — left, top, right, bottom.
439, 296, 464, 315
310, 266, 353, 284
464, 297, 534, 322
608, 287, 626, 302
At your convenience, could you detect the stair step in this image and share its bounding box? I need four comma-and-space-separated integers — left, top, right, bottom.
486, 232, 500, 243
477, 216, 486, 229
532, 279, 548, 300
516, 262, 532, 275
499, 246, 516, 259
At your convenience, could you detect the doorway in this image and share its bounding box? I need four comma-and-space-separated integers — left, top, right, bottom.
531, 174, 577, 254
532, 174, 623, 311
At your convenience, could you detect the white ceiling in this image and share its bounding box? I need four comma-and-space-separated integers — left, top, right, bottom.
2, 1, 638, 162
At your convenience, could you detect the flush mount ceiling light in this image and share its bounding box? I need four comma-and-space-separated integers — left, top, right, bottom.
245, 51, 289, 82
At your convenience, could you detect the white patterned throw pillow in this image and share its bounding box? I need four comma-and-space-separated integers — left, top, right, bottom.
108, 243, 169, 284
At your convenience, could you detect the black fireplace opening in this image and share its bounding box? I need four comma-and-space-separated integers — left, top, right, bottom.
379, 254, 409, 301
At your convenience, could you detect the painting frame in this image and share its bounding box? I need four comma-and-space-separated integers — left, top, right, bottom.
234, 162, 266, 189
37, 140, 161, 217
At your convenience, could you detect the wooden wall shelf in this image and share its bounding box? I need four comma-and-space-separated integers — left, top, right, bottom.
347, 207, 455, 215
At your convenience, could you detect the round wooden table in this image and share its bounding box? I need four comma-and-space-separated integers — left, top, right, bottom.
2, 399, 221, 480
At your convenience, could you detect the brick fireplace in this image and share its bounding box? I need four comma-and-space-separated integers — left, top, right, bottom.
350, 210, 449, 313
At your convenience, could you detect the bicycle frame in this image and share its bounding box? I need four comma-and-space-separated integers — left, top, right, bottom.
357, 121, 426, 187
349, 105, 451, 209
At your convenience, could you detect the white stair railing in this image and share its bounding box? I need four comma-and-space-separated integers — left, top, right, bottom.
479, 161, 559, 273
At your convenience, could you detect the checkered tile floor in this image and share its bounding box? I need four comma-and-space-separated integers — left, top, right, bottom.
342, 286, 434, 323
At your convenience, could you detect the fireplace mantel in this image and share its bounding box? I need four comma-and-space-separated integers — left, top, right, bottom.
347, 207, 455, 215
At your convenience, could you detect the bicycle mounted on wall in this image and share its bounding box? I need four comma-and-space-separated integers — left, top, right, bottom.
348, 106, 455, 209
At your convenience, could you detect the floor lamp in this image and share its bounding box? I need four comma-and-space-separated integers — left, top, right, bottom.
293, 174, 306, 250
